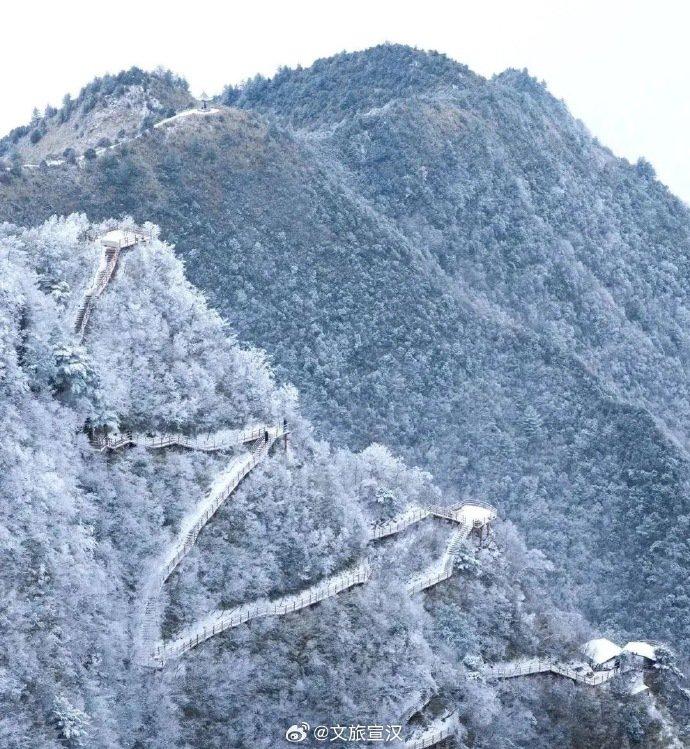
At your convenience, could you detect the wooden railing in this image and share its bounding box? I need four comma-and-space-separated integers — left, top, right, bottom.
403, 714, 458, 749
93, 425, 268, 452
151, 561, 371, 663
484, 658, 620, 686
428, 500, 497, 526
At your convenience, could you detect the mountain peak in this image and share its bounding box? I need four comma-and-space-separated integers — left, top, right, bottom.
226, 43, 482, 127
0, 67, 195, 163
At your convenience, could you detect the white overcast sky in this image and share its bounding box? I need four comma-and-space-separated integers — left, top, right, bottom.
2, 0, 689, 201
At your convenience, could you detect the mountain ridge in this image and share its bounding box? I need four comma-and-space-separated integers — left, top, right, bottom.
0, 67, 193, 165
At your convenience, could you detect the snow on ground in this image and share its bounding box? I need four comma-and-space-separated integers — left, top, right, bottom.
459, 504, 495, 524
628, 672, 649, 695
153, 107, 219, 129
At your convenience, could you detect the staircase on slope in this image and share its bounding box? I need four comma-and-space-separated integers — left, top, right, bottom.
74, 229, 150, 339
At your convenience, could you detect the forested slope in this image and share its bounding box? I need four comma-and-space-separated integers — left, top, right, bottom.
5, 215, 676, 747
1, 45, 690, 668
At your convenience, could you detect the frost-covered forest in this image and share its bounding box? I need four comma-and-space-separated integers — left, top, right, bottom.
2, 43, 690, 747
3, 46, 690, 660
2, 216, 684, 747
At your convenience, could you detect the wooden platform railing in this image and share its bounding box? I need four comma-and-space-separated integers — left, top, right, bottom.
484, 658, 620, 686
428, 500, 497, 526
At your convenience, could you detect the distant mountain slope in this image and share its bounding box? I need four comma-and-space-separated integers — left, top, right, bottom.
0, 68, 194, 164
1, 45, 690, 664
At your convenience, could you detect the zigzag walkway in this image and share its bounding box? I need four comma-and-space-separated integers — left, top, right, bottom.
136, 426, 286, 664
144, 500, 496, 666
401, 658, 621, 748
74, 228, 496, 748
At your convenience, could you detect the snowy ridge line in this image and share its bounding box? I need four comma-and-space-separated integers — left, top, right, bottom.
153, 107, 219, 129
151, 561, 372, 663
484, 657, 620, 686
4, 107, 220, 173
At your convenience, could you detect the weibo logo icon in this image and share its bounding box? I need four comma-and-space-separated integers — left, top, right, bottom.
285, 722, 310, 743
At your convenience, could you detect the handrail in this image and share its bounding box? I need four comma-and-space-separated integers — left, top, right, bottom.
146, 427, 285, 585
92, 425, 269, 452
484, 657, 621, 686
152, 561, 371, 663
428, 500, 497, 525
403, 714, 458, 749
369, 507, 431, 540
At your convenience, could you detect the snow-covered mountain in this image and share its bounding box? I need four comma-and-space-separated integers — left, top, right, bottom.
3, 44, 690, 747
3, 47, 690, 663
3, 216, 684, 747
